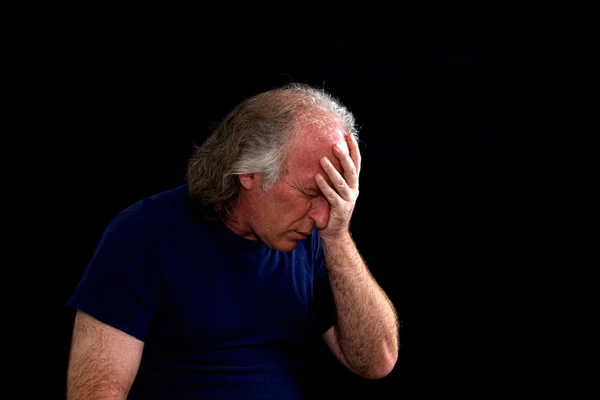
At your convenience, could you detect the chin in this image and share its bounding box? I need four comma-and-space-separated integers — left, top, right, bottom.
272, 239, 299, 253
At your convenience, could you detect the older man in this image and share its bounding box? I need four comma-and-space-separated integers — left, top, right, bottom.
67, 83, 399, 399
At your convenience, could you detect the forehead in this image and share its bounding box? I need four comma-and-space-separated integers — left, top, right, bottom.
285, 126, 348, 188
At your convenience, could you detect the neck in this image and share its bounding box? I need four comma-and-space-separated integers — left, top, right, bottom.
218, 202, 258, 241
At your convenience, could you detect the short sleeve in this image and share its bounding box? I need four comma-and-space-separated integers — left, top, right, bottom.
312, 233, 337, 335
67, 207, 161, 342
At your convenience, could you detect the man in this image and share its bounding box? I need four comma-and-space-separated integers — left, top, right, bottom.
66, 83, 399, 399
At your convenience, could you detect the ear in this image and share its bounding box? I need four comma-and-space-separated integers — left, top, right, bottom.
238, 173, 255, 190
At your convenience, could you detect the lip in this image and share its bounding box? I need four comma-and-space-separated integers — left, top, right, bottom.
293, 231, 310, 239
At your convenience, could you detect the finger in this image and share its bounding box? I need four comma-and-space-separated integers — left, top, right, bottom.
319, 156, 353, 200
334, 143, 359, 189
315, 173, 343, 206
347, 134, 362, 175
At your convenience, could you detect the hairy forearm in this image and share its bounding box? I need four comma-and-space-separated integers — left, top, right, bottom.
322, 232, 399, 377
67, 311, 142, 400
67, 385, 127, 400
67, 368, 129, 400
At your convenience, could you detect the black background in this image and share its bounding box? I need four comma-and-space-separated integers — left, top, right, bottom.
26, 11, 529, 398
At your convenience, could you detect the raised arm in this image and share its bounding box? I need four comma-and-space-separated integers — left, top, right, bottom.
67, 310, 144, 400
315, 133, 399, 378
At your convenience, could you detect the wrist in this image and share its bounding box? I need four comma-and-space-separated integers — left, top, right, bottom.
319, 230, 353, 246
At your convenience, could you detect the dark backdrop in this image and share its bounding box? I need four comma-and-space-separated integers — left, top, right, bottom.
45, 15, 521, 398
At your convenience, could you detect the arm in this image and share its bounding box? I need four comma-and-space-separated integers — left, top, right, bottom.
67, 310, 144, 400
321, 233, 399, 379
315, 134, 399, 379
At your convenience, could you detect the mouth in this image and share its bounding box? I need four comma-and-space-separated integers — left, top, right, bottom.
293, 231, 310, 239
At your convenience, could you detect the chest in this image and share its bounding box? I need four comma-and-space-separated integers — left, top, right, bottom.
155, 247, 315, 347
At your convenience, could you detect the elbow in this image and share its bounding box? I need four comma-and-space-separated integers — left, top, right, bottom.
361, 351, 398, 380
377, 352, 399, 379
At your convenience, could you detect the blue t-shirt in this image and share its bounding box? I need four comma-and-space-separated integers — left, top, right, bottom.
68, 184, 337, 399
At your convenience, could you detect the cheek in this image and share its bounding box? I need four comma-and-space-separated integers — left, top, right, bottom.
294, 198, 318, 219
300, 198, 314, 215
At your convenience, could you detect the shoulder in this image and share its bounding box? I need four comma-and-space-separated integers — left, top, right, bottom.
106, 184, 191, 235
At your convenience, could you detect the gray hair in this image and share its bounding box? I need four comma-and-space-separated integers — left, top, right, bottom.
186, 82, 358, 221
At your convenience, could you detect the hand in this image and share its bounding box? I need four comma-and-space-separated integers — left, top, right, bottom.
316, 133, 362, 241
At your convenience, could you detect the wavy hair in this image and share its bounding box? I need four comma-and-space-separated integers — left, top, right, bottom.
186, 83, 358, 221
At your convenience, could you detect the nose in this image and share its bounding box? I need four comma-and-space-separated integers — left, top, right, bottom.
308, 195, 330, 230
